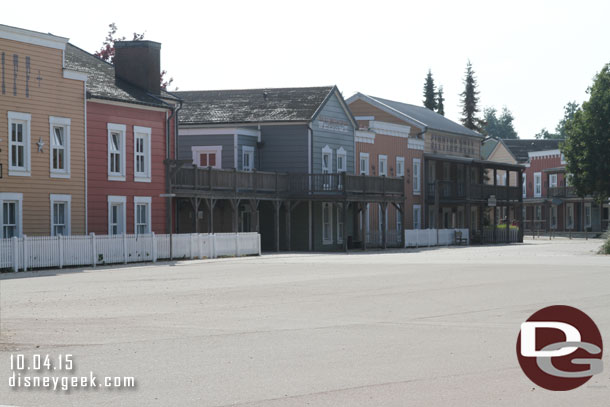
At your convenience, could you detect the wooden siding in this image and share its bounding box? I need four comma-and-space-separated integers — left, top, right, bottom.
177, 134, 235, 169
348, 99, 406, 125
0, 37, 86, 236
259, 124, 308, 173
87, 101, 171, 235
425, 129, 481, 159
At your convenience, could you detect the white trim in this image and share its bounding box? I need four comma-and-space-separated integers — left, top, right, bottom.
322, 202, 333, 244
522, 173, 527, 198
413, 158, 421, 194
133, 126, 152, 183
49, 116, 71, 178
355, 130, 375, 144
378, 154, 388, 176
322, 145, 333, 173
336, 204, 344, 244
107, 195, 127, 235
528, 149, 562, 159
90, 98, 170, 113
337, 147, 347, 173
0, 192, 23, 238
359, 152, 370, 175
396, 156, 405, 177
107, 123, 126, 181
354, 115, 375, 121
242, 145, 255, 171
7, 111, 32, 176
534, 172, 542, 198
549, 173, 558, 189
179, 127, 261, 139
63, 70, 88, 82
50, 194, 71, 236
0, 24, 68, 50
369, 121, 411, 138
192, 145, 222, 168
346, 93, 427, 131
408, 138, 425, 151
134, 196, 152, 235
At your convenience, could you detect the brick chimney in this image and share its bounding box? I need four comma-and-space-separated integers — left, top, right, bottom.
114, 40, 161, 95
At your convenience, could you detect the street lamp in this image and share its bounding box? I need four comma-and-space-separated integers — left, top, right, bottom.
160, 193, 176, 260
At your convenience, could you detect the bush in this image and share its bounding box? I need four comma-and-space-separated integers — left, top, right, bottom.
599, 231, 610, 255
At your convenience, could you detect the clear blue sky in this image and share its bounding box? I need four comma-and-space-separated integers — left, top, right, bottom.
7, 0, 610, 138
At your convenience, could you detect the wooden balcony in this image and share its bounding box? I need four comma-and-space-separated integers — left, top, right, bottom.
548, 186, 578, 198
426, 181, 522, 202
167, 161, 404, 202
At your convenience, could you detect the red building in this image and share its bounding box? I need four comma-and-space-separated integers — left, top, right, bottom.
65, 41, 180, 235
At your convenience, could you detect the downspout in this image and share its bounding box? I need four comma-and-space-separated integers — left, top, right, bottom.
84, 81, 88, 235
307, 123, 314, 251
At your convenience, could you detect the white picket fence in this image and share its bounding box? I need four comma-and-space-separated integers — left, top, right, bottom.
404, 228, 470, 248
0, 232, 261, 272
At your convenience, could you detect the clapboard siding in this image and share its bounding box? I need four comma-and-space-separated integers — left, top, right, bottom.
177, 134, 234, 169
0, 37, 86, 236
237, 135, 258, 170
259, 125, 308, 173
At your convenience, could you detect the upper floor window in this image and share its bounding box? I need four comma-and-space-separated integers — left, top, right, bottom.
49, 117, 71, 178
549, 173, 557, 189
337, 147, 347, 173
134, 126, 151, 182
396, 156, 405, 177
242, 146, 254, 172
8, 112, 31, 176
50, 194, 71, 236
359, 153, 369, 175
413, 158, 421, 195
192, 145, 222, 169
378, 154, 388, 176
522, 174, 527, 197
534, 172, 542, 197
322, 145, 332, 174
134, 196, 152, 235
107, 123, 126, 181
0, 193, 23, 238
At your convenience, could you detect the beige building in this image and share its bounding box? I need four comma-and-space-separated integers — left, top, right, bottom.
0, 25, 87, 237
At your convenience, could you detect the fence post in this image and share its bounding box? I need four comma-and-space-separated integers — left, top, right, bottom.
23, 234, 28, 271
211, 234, 216, 259
235, 233, 240, 256
198, 234, 203, 259
12, 236, 18, 272
59, 235, 64, 269
91, 233, 97, 267
150, 232, 157, 263
123, 234, 128, 264
258, 233, 261, 256
415, 229, 419, 248
190, 233, 195, 260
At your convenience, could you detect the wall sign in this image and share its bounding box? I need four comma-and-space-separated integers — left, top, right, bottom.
1, 51, 36, 98
317, 116, 351, 134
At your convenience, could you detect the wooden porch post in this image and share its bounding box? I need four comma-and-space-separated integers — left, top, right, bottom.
249, 199, 259, 233
208, 199, 217, 234
352, 202, 360, 244
363, 203, 368, 251
343, 201, 348, 252
189, 197, 201, 233
273, 200, 281, 252
286, 200, 292, 252
230, 199, 241, 233
381, 202, 388, 249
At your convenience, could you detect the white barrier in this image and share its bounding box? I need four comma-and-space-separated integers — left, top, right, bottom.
1, 232, 261, 272
404, 229, 469, 248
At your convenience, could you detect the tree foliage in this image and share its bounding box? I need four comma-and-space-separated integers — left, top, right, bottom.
423, 70, 437, 111
562, 64, 610, 202
95, 23, 174, 90
535, 101, 579, 139
482, 107, 518, 139
460, 61, 482, 131
436, 86, 445, 116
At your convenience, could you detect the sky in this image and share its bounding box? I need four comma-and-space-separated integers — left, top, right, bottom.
6, 0, 610, 138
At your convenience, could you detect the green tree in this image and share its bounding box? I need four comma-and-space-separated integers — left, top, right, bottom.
534, 101, 579, 139
482, 107, 518, 139
534, 128, 558, 140
562, 64, 610, 203
460, 60, 482, 131
436, 86, 445, 116
423, 70, 437, 110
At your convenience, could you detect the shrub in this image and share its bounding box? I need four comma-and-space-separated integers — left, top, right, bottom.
599, 231, 610, 255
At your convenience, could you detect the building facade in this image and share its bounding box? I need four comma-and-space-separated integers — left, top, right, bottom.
0, 25, 87, 238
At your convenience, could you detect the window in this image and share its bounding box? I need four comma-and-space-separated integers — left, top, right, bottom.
1, 193, 23, 238
134, 126, 151, 182
522, 174, 527, 197
413, 205, 421, 229
549, 173, 558, 189
567, 203, 574, 229
8, 112, 31, 176
192, 146, 222, 169
49, 117, 71, 178
108, 196, 126, 235
396, 209, 403, 234
378, 154, 388, 176
134, 196, 152, 235
107, 123, 126, 181
242, 146, 254, 172
322, 145, 332, 173
413, 158, 421, 195
534, 172, 542, 197
359, 153, 369, 175
585, 203, 592, 228
336, 205, 344, 243
396, 157, 405, 177
50, 194, 71, 236
535, 206, 542, 221
337, 147, 347, 173
550, 205, 557, 229
322, 202, 332, 244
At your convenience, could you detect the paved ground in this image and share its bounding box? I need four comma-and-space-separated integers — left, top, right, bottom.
0, 238, 609, 406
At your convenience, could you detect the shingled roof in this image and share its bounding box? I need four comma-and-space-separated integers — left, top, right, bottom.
502, 139, 563, 163
64, 43, 178, 108
347, 93, 483, 138
174, 86, 337, 125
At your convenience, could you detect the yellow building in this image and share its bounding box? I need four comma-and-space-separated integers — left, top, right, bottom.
0, 25, 87, 237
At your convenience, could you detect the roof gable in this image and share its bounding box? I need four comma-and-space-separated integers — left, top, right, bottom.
502, 139, 563, 163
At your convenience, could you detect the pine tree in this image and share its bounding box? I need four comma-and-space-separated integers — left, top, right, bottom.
423, 70, 437, 110
460, 61, 482, 131
436, 86, 445, 116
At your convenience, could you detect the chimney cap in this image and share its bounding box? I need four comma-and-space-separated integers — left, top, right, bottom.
115, 40, 161, 49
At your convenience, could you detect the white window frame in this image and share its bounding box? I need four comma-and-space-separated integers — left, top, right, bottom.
534, 172, 542, 198
49, 116, 71, 178
50, 194, 71, 236
322, 202, 333, 244
413, 158, 421, 195
549, 173, 558, 189
336, 205, 344, 243
359, 152, 369, 175
242, 145, 254, 172
567, 203, 574, 229
322, 145, 333, 174
108, 195, 127, 235
378, 154, 388, 176
134, 196, 152, 235
413, 204, 421, 229
107, 123, 126, 181
0, 192, 23, 238
192, 145, 222, 169
133, 126, 152, 182
585, 203, 592, 228
8, 111, 32, 176
522, 174, 527, 198
337, 147, 347, 173
396, 156, 405, 177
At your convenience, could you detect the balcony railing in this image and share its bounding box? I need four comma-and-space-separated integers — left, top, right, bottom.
167, 162, 404, 200
427, 181, 521, 202
548, 186, 577, 198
